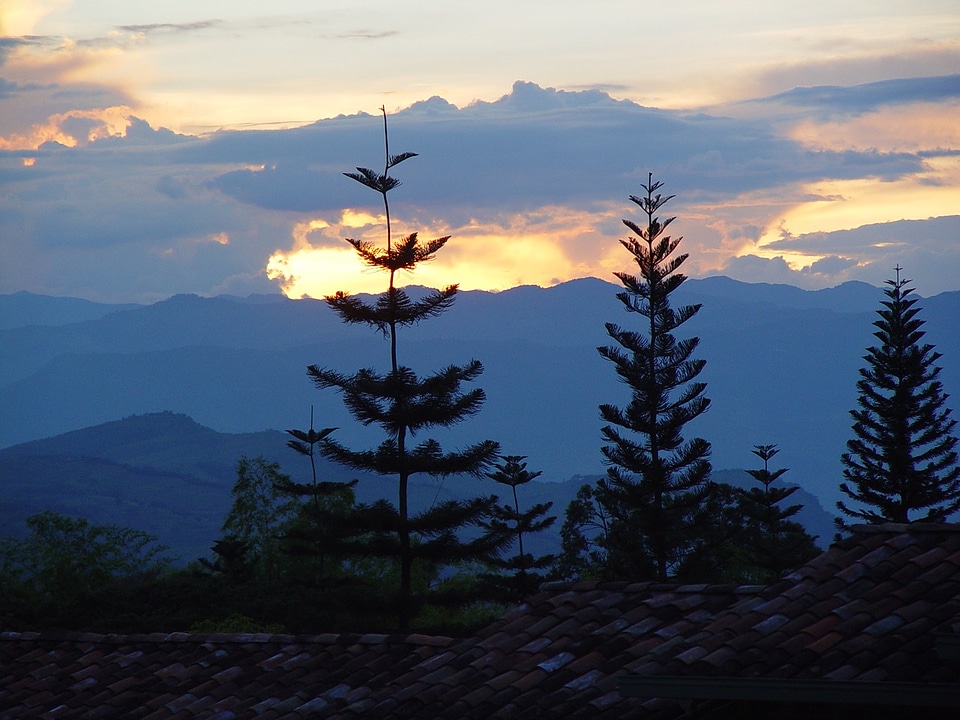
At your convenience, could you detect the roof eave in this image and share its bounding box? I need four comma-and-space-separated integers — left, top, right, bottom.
619, 675, 960, 708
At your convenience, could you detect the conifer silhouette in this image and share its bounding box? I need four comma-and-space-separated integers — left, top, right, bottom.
596, 174, 711, 580
304, 109, 506, 628
481, 456, 556, 601
839, 268, 960, 524
739, 445, 818, 581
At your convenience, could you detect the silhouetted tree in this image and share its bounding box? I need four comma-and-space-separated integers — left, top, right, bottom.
674, 481, 754, 583
205, 452, 363, 630
306, 109, 507, 629
839, 268, 960, 525
743, 445, 795, 516
553, 482, 610, 581
481, 455, 556, 601
216, 456, 301, 582
283, 411, 360, 586
737, 445, 819, 582
595, 173, 712, 580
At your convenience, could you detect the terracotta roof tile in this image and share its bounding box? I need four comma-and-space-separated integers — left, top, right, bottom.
5, 524, 960, 718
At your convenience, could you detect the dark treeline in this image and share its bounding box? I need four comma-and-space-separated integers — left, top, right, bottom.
2, 118, 957, 636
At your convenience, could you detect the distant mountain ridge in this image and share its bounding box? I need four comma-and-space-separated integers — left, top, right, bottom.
0, 291, 143, 330
1, 277, 958, 512
0, 412, 836, 563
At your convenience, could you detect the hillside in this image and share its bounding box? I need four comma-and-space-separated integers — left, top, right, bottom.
0, 412, 835, 563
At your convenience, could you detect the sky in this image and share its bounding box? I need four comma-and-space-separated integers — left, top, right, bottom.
2, 1, 960, 302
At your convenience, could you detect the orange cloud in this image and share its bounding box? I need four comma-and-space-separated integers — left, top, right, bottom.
0, 5, 147, 148
266, 205, 630, 298
767, 156, 958, 235
0, 106, 135, 150
789, 101, 960, 153
264, 195, 834, 299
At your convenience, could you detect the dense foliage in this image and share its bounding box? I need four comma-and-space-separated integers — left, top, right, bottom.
0, 511, 171, 630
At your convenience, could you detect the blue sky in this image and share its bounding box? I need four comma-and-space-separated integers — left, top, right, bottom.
2, 1, 959, 301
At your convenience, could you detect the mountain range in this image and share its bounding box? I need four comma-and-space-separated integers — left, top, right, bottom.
1, 276, 958, 536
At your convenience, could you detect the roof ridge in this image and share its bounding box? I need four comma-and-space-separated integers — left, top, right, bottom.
850, 522, 960, 534
536, 580, 768, 594
0, 629, 455, 647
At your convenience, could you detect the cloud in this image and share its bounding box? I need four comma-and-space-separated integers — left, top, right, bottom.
202, 81, 926, 217
0, 76, 39, 98
0, 24, 143, 148
1, 0, 73, 36
741, 42, 960, 110
764, 216, 960, 257
115, 21, 222, 35
335, 30, 399, 40
0, 106, 137, 149
768, 74, 960, 113
713, 255, 800, 286
2, 81, 959, 302
716, 216, 960, 292
714, 252, 867, 289
0, 36, 54, 62
93, 116, 190, 147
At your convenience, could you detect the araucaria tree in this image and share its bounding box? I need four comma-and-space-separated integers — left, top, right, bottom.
596, 173, 711, 580
838, 268, 960, 524
306, 109, 506, 629
739, 445, 819, 582
481, 456, 556, 602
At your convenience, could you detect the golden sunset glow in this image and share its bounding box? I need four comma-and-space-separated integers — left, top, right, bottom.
266, 206, 627, 299
0, 106, 134, 151
4, 0, 960, 301
753, 157, 960, 263
774, 96, 960, 268
1, 0, 70, 36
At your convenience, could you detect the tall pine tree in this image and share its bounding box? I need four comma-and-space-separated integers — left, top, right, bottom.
839, 267, 960, 524
596, 174, 711, 580
305, 109, 506, 629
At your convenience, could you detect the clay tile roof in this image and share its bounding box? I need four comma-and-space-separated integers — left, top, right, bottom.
4, 523, 960, 718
